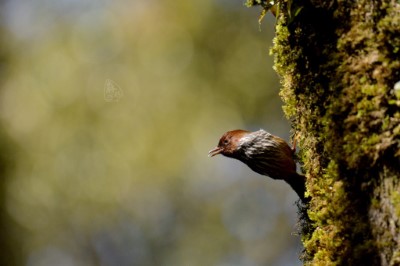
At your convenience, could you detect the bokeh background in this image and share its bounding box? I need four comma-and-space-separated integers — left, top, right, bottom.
0, 0, 302, 265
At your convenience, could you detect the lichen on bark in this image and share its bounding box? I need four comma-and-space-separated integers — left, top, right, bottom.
248, 0, 400, 265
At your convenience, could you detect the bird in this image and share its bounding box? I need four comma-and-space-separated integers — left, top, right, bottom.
209, 129, 307, 202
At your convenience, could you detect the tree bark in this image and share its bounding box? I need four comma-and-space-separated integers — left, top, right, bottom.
249, 0, 400, 265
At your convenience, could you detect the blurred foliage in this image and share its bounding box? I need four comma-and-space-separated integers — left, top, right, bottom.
0, 0, 301, 265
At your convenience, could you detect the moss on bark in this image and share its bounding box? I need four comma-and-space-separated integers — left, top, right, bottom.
248, 0, 400, 264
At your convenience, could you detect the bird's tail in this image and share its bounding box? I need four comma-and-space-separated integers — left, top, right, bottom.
285, 173, 308, 203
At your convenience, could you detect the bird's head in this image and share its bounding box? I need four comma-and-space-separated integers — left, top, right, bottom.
208, 129, 250, 158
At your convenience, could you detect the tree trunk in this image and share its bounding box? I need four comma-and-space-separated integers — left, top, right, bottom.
249, 0, 400, 265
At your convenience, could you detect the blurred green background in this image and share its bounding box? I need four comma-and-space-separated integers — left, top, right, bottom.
0, 0, 302, 265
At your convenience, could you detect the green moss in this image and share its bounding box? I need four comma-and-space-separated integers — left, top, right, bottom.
392, 191, 400, 218
268, 0, 400, 264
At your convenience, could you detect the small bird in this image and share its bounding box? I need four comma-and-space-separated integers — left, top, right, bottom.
209, 129, 307, 201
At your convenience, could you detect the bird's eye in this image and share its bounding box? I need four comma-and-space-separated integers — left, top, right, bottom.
223, 139, 229, 145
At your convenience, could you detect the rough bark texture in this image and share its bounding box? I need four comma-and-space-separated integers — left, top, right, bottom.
249, 0, 400, 265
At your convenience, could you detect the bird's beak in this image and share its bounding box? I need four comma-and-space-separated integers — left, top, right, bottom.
208, 146, 223, 157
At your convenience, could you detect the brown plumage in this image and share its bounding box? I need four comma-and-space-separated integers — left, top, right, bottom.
209, 129, 307, 201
